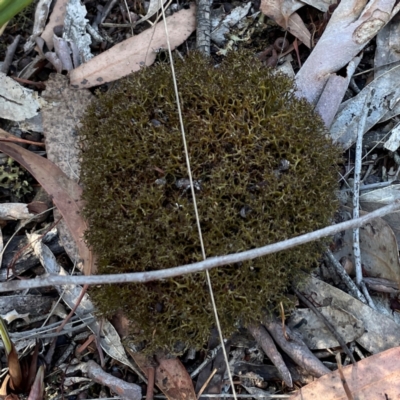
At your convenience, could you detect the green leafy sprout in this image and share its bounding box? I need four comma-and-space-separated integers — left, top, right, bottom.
0, 0, 33, 28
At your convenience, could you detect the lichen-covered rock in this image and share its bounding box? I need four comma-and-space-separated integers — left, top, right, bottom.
79, 51, 340, 352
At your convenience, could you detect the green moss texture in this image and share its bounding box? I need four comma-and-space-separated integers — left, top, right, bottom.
79, 51, 340, 352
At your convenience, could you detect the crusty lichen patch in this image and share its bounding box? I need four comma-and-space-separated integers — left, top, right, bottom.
0, 158, 32, 199
79, 51, 340, 353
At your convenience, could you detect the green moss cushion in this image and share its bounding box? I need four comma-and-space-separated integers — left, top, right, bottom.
79, 51, 340, 352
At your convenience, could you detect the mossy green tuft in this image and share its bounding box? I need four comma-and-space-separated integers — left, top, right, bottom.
79, 51, 340, 353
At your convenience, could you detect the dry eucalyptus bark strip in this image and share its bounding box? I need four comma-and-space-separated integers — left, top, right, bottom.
247, 323, 293, 387
262, 314, 330, 378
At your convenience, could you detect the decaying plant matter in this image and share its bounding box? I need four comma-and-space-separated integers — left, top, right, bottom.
79, 51, 340, 352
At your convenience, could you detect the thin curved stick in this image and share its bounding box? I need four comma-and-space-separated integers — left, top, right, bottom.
0, 200, 399, 292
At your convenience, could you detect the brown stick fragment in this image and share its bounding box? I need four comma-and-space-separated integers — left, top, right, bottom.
247, 323, 293, 387
0, 128, 45, 147
262, 314, 330, 378
336, 352, 354, 400
0, 200, 399, 292
11, 77, 46, 89
146, 366, 155, 400
83, 360, 142, 400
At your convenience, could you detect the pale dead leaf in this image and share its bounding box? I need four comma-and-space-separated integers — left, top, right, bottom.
384, 123, 400, 151
260, 0, 311, 47
69, 4, 196, 89
135, 0, 169, 25
280, 0, 304, 22
302, 275, 400, 353
289, 346, 400, 399
300, 0, 335, 12
0, 73, 42, 122
281, 0, 335, 18
330, 65, 400, 148
0, 203, 34, 221
359, 185, 400, 246
1, 310, 29, 325
333, 209, 400, 282
287, 306, 364, 350
41, 0, 69, 50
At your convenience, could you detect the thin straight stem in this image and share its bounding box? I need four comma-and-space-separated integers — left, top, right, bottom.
353, 91, 369, 286
160, 3, 237, 398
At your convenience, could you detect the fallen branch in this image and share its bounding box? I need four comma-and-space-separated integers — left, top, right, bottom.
0, 200, 399, 292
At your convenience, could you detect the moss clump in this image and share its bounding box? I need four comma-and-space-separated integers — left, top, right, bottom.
79, 51, 340, 353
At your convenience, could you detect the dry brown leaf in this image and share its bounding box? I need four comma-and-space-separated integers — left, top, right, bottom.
0, 375, 10, 397
333, 211, 400, 282
27, 365, 44, 400
302, 275, 400, 353
132, 353, 196, 400
69, 4, 196, 89
0, 136, 94, 275
8, 344, 22, 392
110, 310, 130, 339
359, 185, 400, 244
40, 0, 69, 50
155, 357, 196, 400
289, 346, 400, 399
260, 0, 311, 47
287, 306, 364, 350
